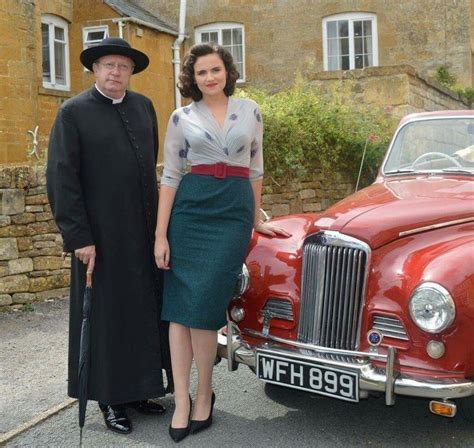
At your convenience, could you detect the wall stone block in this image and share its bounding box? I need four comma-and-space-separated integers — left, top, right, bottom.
17, 237, 33, 251
25, 205, 44, 212
11, 213, 36, 225
303, 203, 322, 212
34, 256, 63, 271
0, 169, 12, 188
0, 216, 11, 227
0, 225, 28, 237
0, 237, 18, 260
25, 194, 48, 206
1, 189, 25, 215
35, 212, 53, 222
12, 293, 36, 304
271, 204, 290, 216
29, 273, 69, 292
0, 294, 13, 306
299, 189, 316, 200
0, 263, 9, 277
34, 240, 57, 249
0, 274, 29, 294
35, 287, 69, 301
27, 221, 50, 236
8, 257, 33, 274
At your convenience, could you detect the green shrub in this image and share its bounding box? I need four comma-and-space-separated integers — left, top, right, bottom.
435, 65, 457, 88
435, 65, 473, 107
237, 77, 396, 186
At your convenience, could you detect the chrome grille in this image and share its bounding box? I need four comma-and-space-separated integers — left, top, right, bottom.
262, 299, 294, 321
373, 315, 409, 341
298, 232, 369, 350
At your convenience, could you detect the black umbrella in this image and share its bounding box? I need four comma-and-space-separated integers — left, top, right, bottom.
78, 264, 93, 446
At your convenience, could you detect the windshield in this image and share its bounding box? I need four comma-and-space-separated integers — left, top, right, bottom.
383, 117, 474, 175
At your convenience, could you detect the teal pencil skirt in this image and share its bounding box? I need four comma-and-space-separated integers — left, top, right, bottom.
161, 173, 255, 330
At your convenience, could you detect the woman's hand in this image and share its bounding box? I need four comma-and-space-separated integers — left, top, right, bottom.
155, 236, 171, 270
254, 221, 292, 238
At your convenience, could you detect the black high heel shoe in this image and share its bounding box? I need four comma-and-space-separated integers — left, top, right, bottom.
169, 395, 192, 443
190, 391, 215, 434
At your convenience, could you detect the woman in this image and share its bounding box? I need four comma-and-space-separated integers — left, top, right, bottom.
155, 43, 289, 442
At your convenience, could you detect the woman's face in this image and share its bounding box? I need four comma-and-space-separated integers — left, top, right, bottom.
193, 53, 227, 99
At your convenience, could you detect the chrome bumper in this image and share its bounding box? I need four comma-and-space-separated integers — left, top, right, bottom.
217, 322, 474, 404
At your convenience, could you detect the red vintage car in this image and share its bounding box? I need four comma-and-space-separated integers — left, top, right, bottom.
218, 110, 474, 419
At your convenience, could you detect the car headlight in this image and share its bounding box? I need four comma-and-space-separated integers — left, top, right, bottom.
234, 263, 250, 297
409, 282, 455, 333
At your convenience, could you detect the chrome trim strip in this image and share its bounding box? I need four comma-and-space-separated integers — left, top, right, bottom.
244, 328, 387, 361
385, 346, 396, 406
373, 315, 409, 341
399, 217, 474, 237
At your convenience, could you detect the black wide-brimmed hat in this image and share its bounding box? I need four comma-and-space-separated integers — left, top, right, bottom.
80, 37, 149, 74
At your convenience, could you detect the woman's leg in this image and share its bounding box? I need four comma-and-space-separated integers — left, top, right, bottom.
190, 328, 218, 420
169, 322, 193, 428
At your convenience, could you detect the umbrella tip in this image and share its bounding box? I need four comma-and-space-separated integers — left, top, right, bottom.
79, 427, 83, 447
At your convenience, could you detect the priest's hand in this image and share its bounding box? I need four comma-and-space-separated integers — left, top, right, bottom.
75, 245, 96, 273
155, 237, 170, 270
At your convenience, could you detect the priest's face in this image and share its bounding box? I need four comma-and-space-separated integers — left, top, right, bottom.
92, 55, 134, 99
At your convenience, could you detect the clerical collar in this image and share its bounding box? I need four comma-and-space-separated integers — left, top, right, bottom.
94, 84, 125, 104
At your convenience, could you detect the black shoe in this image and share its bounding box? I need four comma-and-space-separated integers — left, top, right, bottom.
127, 400, 166, 415
169, 395, 192, 443
190, 392, 215, 435
98, 403, 132, 434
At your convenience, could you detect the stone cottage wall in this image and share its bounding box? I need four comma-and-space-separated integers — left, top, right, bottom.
0, 165, 70, 309
0, 164, 354, 310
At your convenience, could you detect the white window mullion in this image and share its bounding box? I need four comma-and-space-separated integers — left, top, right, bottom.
348, 20, 355, 70
372, 19, 379, 66
49, 24, 56, 86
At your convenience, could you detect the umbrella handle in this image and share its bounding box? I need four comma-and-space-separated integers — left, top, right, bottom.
86, 258, 94, 288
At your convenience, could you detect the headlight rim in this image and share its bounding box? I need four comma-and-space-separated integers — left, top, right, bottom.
408, 281, 455, 334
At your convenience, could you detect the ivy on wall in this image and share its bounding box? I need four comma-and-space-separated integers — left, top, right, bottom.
435, 65, 474, 107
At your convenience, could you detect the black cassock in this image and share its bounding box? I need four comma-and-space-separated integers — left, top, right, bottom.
47, 87, 171, 405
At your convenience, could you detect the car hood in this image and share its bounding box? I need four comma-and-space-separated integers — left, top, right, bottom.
311, 176, 474, 249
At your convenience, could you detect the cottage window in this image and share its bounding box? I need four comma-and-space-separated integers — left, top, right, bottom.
323, 13, 378, 71
83, 26, 109, 49
195, 23, 245, 82
41, 14, 70, 90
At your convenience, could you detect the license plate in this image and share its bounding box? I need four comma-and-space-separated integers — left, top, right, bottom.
256, 350, 359, 402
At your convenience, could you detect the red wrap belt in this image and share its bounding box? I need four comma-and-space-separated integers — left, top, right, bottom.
191, 162, 249, 179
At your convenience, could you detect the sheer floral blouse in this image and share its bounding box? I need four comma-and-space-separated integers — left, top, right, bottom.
160, 97, 264, 189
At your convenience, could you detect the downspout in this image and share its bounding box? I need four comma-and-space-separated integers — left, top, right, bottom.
172, 0, 187, 108
116, 18, 125, 38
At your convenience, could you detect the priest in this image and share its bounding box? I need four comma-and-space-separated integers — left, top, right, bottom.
47, 37, 171, 435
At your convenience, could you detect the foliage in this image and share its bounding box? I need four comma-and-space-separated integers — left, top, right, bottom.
435, 65, 457, 88
435, 65, 473, 107
236, 76, 397, 186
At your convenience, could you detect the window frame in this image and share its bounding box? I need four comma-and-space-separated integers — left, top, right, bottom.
195, 22, 246, 82
82, 25, 109, 50
41, 14, 70, 91
322, 12, 378, 71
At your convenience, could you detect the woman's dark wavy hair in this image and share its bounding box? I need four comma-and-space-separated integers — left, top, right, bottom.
178, 43, 240, 101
